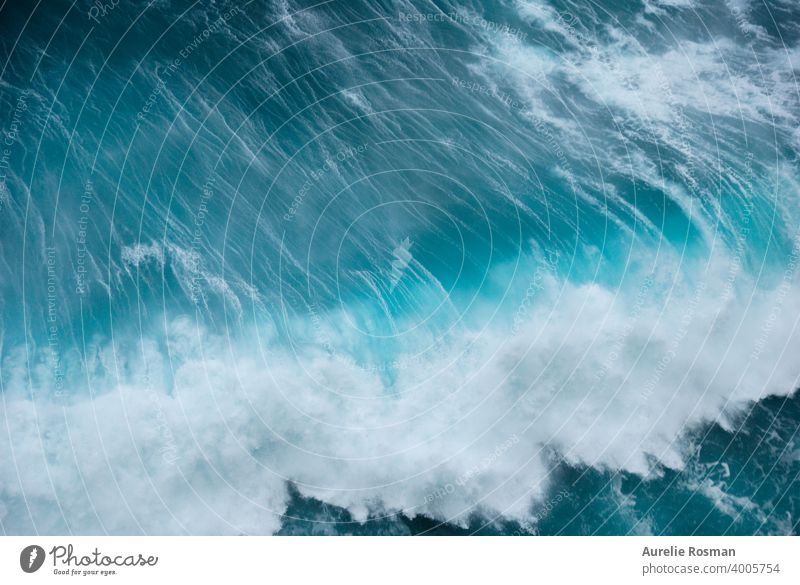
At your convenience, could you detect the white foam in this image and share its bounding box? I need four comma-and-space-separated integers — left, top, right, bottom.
2, 250, 799, 533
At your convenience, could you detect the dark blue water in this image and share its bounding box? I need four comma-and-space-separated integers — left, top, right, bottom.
0, 0, 798, 535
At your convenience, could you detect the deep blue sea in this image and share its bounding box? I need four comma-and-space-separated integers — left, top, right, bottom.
0, 0, 798, 535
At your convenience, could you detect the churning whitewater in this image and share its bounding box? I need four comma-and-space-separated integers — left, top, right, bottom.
0, 0, 799, 535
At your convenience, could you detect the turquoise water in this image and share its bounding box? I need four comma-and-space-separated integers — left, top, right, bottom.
0, 0, 798, 535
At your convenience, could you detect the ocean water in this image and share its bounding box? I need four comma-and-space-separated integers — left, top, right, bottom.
0, 0, 798, 535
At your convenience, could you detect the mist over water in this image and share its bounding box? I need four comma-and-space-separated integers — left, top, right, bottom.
0, 0, 798, 535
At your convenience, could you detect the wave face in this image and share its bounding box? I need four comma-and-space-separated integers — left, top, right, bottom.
1, 0, 799, 535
